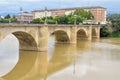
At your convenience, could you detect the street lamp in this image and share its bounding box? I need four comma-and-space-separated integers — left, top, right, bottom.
9, 19, 11, 24
20, 7, 23, 24
0, 16, 1, 23
44, 7, 47, 25
74, 15, 77, 25
90, 16, 93, 25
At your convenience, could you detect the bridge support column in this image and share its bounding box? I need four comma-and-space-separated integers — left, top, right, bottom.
37, 25, 49, 51
70, 26, 77, 44
0, 32, 2, 41
87, 26, 92, 40
0, 31, 1, 41
0, 31, 4, 41
96, 27, 100, 39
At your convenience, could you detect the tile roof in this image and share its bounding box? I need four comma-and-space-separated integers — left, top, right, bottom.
32, 6, 106, 12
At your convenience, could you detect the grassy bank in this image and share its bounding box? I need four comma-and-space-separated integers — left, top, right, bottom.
109, 32, 120, 37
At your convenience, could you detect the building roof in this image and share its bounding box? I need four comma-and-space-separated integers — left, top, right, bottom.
32, 6, 106, 12
18, 12, 33, 16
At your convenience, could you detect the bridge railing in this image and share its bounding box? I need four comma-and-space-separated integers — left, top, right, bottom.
0, 23, 102, 27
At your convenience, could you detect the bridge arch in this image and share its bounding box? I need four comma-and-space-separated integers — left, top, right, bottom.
50, 30, 70, 43
77, 29, 88, 40
12, 31, 38, 51
92, 28, 97, 38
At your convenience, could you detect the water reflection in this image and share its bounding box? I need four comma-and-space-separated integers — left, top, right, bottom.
0, 35, 120, 80
2, 51, 39, 80
48, 44, 76, 75
48, 38, 120, 80
1, 43, 77, 80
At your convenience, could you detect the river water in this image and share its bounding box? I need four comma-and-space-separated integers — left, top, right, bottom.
0, 34, 120, 80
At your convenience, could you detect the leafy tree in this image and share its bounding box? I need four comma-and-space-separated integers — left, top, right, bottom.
47, 19, 56, 24
10, 15, 17, 22
67, 13, 74, 24
32, 18, 41, 23
5, 14, 11, 19
32, 9, 94, 24
73, 9, 94, 23
12, 15, 16, 19
57, 15, 68, 24
100, 26, 110, 37
107, 14, 120, 32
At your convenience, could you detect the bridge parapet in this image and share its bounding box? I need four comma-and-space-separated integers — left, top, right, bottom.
0, 23, 101, 27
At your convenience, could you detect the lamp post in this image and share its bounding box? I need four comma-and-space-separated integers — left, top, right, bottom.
20, 7, 23, 24
0, 16, 1, 23
44, 7, 47, 25
74, 15, 77, 25
90, 16, 93, 25
9, 19, 11, 24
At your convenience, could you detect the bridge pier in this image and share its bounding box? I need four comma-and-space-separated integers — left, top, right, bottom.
87, 26, 92, 40
37, 25, 49, 51
0, 31, 2, 40
96, 27, 100, 39
70, 26, 77, 44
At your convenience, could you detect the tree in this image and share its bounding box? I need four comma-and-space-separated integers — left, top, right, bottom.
67, 13, 74, 24
53, 15, 68, 24
32, 18, 41, 23
73, 9, 94, 23
5, 14, 11, 19
107, 14, 120, 32
100, 26, 110, 37
58, 15, 68, 24
32, 9, 94, 24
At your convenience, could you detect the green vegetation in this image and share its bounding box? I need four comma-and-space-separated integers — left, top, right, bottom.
100, 14, 120, 37
107, 14, 120, 32
109, 31, 120, 37
4, 14, 11, 19
32, 9, 94, 24
100, 26, 110, 37
0, 14, 17, 23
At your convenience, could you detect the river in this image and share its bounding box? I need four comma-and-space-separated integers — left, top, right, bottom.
0, 34, 120, 80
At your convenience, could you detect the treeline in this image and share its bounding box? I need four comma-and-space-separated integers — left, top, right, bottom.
100, 14, 120, 37
0, 9, 93, 24
0, 14, 17, 23
32, 9, 94, 24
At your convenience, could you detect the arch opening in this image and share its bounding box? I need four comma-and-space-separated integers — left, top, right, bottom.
77, 29, 87, 40
12, 31, 38, 51
92, 28, 97, 38
50, 30, 70, 43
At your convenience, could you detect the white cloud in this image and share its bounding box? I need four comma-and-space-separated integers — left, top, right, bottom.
0, 0, 9, 4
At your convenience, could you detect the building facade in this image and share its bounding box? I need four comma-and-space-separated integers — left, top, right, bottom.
16, 12, 33, 23
32, 6, 106, 24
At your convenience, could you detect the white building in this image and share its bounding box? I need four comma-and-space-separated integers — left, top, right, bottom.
16, 12, 33, 23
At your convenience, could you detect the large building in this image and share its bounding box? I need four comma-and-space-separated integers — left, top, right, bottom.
32, 6, 106, 24
16, 12, 33, 23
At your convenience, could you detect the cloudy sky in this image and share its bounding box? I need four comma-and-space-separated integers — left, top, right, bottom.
0, 0, 119, 16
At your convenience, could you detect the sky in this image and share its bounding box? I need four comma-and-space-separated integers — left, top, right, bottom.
0, 0, 120, 16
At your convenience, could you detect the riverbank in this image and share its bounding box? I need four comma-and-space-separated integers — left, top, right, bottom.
109, 32, 120, 37
100, 27, 120, 38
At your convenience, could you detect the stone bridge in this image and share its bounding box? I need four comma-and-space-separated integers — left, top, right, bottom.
0, 24, 100, 51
